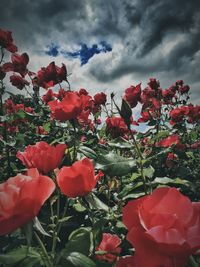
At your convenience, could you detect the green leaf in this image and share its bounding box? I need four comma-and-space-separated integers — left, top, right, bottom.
33, 217, 51, 237
42, 122, 51, 133
59, 228, 93, 261
85, 193, 109, 211
73, 202, 87, 212
65, 252, 96, 267
143, 166, 155, 179
95, 152, 136, 177
152, 177, 189, 186
78, 146, 97, 160
120, 99, 132, 127
0, 246, 41, 266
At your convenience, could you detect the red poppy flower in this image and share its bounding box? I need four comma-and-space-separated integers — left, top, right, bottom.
96, 233, 121, 263
48, 91, 82, 121
0, 168, 55, 236
56, 158, 102, 198
0, 29, 18, 53
123, 187, 200, 267
17, 141, 67, 174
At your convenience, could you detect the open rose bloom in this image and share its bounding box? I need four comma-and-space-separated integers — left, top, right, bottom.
0, 169, 55, 236
123, 187, 200, 267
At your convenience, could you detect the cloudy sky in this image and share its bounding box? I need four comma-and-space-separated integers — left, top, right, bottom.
1, 0, 200, 104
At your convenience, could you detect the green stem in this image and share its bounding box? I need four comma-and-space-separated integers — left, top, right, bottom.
188, 256, 198, 267
34, 232, 53, 267
129, 130, 148, 194
51, 193, 60, 255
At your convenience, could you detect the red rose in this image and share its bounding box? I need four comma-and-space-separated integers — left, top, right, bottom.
78, 88, 88, 95
36, 62, 67, 89
94, 92, 107, 105
123, 187, 200, 267
42, 89, 55, 104
56, 158, 102, 198
0, 168, 55, 236
166, 153, 178, 168
169, 107, 188, 124
96, 233, 121, 263
0, 28, 17, 53
48, 91, 82, 121
10, 74, 29, 90
123, 84, 141, 108
155, 134, 180, 148
178, 85, 190, 95
3, 53, 29, 77
17, 141, 67, 174
106, 117, 128, 138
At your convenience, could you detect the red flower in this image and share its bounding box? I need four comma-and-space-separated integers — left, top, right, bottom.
106, 117, 128, 138
17, 141, 67, 174
37, 62, 67, 89
0, 29, 17, 53
3, 53, 29, 77
94, 92, 107, 105
178, 85, 190, 95
48, 91, 82, 121
116, 256, 136, 267
123, 84, 141, 108
96, 233, 121, 263
123, 187, 200, 267
155, 134, 180, 148
170, 107, 188, 125
56, 158, 102, 198
0, 168, 55, 236
10, 74, 29, 90
78, 88, 88, 95
42, 89, 55, 104
166, 153, 178, 168
138, 111, 151, 123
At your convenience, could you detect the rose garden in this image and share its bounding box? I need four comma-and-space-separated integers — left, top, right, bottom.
0, 28, 200, 267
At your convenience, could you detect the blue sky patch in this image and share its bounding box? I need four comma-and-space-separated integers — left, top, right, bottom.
63, 42, 112, 65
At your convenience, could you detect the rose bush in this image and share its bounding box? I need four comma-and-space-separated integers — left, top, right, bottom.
0, 28, 199, 267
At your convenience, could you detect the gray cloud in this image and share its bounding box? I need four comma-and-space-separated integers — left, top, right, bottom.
0, 0, 200, 103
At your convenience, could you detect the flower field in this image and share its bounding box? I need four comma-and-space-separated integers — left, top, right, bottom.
0, 28, 200, 267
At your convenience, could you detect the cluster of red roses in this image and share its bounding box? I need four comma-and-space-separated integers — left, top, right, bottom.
0, 141, 103, 235
1, 28, 200, 267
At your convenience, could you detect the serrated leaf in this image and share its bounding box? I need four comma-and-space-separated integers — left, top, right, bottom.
95, 152, 136, 177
